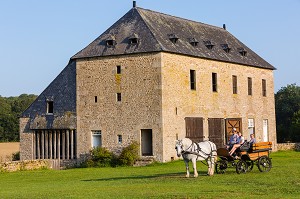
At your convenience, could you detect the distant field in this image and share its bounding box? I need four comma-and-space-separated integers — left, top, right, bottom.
0, 142, 19, 162
0, 151, 299, 198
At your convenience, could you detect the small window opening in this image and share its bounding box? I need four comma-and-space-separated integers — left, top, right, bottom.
221, 44, 231, 53
168, 34, 179, 43
232, 75, 237, 94
47, 101, 53, 114
189, 38, 198, 47
238, 47, 247, 56
117, 93, 122, 102
203, 40, 214, 49
94, 96, 98, 103
190, 70, 196, 90
262, 79, 267, 97
118, 135, 122, 144
116, 65, 121, 74
212, 73, 218, 92
248, 77, 252, 96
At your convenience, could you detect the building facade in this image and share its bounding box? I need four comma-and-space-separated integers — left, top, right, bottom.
20, 5, 276, 165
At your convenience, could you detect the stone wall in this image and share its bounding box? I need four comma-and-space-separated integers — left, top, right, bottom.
160, 52, 277, 160
0, 160, 51, 172
277, 143, 300, 151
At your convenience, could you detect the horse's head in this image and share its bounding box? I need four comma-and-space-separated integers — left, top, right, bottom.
175, 140, 183, 157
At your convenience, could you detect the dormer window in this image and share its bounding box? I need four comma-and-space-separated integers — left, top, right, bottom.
221, 44, 231, 53
203, 40, 214, 49
238, 47, 247, 56
189, 38, 199, 47
168, 34, 179, 44
47, 101, 53, 114
129, 33, 139, 44
106, 35, 116, 47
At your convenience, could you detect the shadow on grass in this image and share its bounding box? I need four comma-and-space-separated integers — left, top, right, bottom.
82, 171, 210, 182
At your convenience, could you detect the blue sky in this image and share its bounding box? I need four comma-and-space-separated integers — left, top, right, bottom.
0, 0, 299, 97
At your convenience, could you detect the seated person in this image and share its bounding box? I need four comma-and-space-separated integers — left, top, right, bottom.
249, 133, 256, 145
229, 132, 244, 156
226, 128, 238, 150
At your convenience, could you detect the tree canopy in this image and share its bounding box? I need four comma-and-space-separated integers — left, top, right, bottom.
275, 84, 300, 142
0, 94, 37, 142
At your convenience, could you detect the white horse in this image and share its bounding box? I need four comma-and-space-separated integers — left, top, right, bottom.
175, 138, 217, 178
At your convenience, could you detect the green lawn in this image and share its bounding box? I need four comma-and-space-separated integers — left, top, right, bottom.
1, 151, 299, 199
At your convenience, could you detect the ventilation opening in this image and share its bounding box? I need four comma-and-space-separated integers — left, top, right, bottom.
203, 40, 214, 49
106, 35, 116, 47
221, 44, 231, 53
238, 48, 247, 56
129, 33, 139, 44
189, 38, 198, 47
168, 34, 179, 44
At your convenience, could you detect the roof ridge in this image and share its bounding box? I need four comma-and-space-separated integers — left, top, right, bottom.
136, 7, 226, 32
135, 8, 165, 51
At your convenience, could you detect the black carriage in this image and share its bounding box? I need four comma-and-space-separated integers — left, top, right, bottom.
215, 141, 272, 174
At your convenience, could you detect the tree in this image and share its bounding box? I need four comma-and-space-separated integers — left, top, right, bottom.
0, 94, 37, 142
275, 84, 300, 142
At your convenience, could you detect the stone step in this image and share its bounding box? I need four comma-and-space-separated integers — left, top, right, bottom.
133, 157, 155, 167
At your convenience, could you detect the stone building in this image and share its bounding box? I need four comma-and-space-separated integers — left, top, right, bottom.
20, 3, 276, 165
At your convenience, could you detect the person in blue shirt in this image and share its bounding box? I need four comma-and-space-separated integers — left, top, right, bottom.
229, 132, 244, 156
227, 128, 238, 150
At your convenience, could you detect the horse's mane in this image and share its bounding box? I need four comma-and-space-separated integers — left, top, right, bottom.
181, 138, 193, 147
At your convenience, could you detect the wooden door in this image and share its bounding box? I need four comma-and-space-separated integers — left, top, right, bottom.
185, 117, 204, 142
208, 118, 225, 148
225, 118, 242, 142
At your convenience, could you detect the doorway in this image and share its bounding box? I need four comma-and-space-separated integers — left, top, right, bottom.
141, 129, 153, 156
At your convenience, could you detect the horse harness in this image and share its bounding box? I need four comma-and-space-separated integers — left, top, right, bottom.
181, 141, 217, 161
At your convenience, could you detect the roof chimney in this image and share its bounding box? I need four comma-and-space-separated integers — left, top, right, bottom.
223, 24, 226, 30
133, 1, 136, 8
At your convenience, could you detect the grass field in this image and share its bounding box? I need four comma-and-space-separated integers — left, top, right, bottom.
0, 150, 299, 199
0, 142, 19, 162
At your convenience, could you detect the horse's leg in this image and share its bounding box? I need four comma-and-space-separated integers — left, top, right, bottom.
207, 157, 215, 176
192, 158, 198, 178
184, 159, 190, 178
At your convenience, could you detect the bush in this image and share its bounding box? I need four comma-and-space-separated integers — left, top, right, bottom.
89, 147, 117, 167
118, 141, 139, 166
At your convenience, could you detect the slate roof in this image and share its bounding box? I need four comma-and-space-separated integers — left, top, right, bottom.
72, 7, 275, 70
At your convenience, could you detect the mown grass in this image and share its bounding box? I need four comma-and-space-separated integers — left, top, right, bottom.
0, 150, 299, 199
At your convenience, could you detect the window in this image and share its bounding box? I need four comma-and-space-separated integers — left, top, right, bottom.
189, 38, 198, 47
92, 131, 102, 148
248, 118, 255, 135
94, 96, 98, 103
117, 93, 122, 101
190, 70, 196, 90
248, 77, 252, 95
106, 35, 116, 47
117, 135, 122, 144
129, 33, 139, 44
232, 75, 237, 94
212, 73, 218, 92
47, 101, 53, 114
262, 79, 267, 96
238, 47, 247, 56
116, 65, 121, 74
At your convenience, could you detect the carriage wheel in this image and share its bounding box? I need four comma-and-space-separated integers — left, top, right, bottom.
236, 160, 248, 174
216, 160, 227, 174
246, 161, 254, 172
258, 156, 272, 172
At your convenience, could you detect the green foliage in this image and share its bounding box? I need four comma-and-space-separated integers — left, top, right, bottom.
0, 94, 37, 142
275, 84, 300, 142
85, 147, 117, 167
118, 141, 139, 166
82, 142, 140, 168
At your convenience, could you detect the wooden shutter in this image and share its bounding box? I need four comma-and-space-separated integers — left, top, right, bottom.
185, 117, 204, 142
208, 118, 225, 148
225, 118, 242, 142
